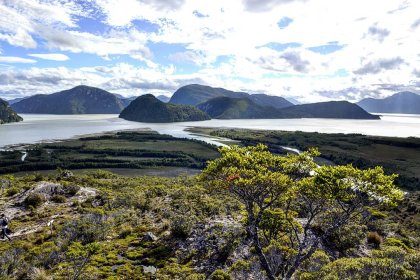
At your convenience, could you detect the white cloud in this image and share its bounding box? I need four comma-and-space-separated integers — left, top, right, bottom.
0, 0, 419, 102
0, 56, 37, 63
28, 53, 70, 61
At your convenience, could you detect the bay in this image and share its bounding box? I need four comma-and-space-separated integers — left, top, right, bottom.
1, 113, 420, 149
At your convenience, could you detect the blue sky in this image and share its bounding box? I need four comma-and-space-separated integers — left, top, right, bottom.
0, 0, 419, 102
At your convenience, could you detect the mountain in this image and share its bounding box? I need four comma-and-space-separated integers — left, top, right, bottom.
247, 94, 294, 109
119, 94, 210, 123
281, 101, 380, 119
157, 95, 170, 103
197, 97, 379, 119
7, 97, 28, 104
120, 96, 137, 107
357, 92, 420, 114
0, 98, 23, 124
169, 84, 293, 109
12, 85, 125, 114
197, 97, 283, 119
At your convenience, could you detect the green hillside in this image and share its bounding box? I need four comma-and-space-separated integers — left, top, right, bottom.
120, 94, 210, 123
0, 98, 23, 124
11, 85, 125, 114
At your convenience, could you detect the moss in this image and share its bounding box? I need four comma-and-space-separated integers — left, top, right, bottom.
210, 269, 231, 280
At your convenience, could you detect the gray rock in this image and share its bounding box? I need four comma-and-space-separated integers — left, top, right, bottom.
143, 232, 158, 242
142, 265, 157, 274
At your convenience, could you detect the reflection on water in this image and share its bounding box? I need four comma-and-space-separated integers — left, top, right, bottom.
1, 113, 420, 149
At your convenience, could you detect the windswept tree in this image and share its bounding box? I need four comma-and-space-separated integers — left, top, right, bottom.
201, 144, 403, 280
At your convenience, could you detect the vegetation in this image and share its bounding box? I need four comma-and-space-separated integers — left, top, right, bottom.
0, 131, 219, 174
0, 143, 418, 279
191, 128, 420, 191
119, 94, 210, 123
201, 144, 403, 279
0, 98, 22, 124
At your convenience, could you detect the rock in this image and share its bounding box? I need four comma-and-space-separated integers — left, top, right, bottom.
0, 179, 11, 189
31, 182, 65, 199
142, 265, 157, 274
143, 232, 158, 242
59, 169, 74, 179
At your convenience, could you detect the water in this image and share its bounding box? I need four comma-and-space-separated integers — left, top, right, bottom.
1, 113, 420, 149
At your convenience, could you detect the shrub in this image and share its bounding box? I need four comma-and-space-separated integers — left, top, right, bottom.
24, 193, 45, 208
170, 215, 194, 238
367, 232, 383, 248
51, 195, 66, 203
5, 187, 19, 197
210, 269, 231, 280
384, 237, 410, 250
65, 185, 80, 196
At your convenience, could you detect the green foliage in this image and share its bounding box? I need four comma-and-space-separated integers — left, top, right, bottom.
24, 193, 45, 208
5, 187, 19, 196
384, 237, 410, 250
51, 194, 66, 203
210, 269, 231, 280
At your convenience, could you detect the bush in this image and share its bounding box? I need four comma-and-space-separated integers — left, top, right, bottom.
5, 187, 19, 197
210, 269, 231, 280
384, 237, 410, 250
367, 232, 383, 248
24, 193, 45, 208
51, 195, 66, 203
170, 215, 194, 238
65, 185, 80, 196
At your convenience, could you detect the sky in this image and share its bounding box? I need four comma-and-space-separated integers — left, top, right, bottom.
0, 0, 419, 103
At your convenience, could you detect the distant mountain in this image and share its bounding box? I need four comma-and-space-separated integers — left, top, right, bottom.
12, 85, 125, 114
197, 97, 282, 119
0, 98, 23, 124
119, 94, 210, 123
357, 92, 420, 114
281, 101, 380, 119
7, 97, 28, 104
197, 97, 379, 120
170, 84, 292, 109
157, 95, 170, 103
120, 96, 137, 107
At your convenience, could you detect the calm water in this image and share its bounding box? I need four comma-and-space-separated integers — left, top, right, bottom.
1, 114, 420, 149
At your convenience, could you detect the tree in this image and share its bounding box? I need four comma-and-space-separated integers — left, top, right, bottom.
201, 144, 403, 280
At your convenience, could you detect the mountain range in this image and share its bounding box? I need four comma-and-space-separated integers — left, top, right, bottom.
197, 97, 379, 119
119, 94, 210, 123
170, 84, 294, 109
0, 98, 23, 124
12, 85, 125, 114
6, 84, 380, 122
357, 91, 420, 114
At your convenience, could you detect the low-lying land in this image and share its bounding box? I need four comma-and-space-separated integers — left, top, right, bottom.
0, 131, 219, 175
188, 127, 420, 191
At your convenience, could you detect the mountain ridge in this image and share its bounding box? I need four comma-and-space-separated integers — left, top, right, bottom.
170, 84, 293, 109
11, 85, 125, 114
357, 91, 420, 114
197, 97, 379, 119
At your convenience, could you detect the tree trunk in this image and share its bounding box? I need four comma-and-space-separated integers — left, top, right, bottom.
246, 206, 276, 280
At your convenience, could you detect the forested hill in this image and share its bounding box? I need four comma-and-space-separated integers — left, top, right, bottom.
119, 94, 210, 122
0, 98, 23, 124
